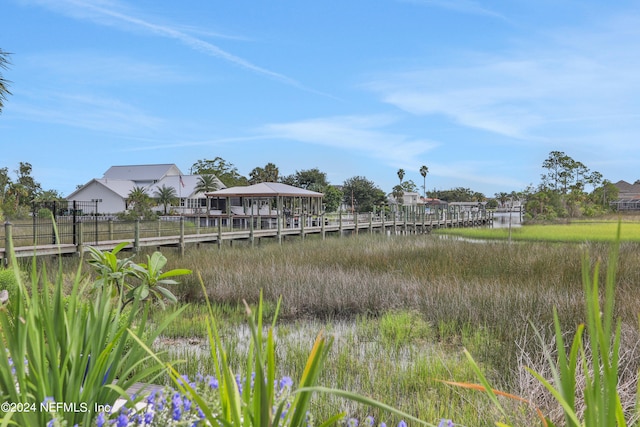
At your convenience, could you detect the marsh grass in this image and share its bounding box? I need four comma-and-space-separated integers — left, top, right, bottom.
159, 235, 640, 383
149, 314, 504, 426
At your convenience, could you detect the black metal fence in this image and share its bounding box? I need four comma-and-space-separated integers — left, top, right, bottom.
6, 201, 101, 247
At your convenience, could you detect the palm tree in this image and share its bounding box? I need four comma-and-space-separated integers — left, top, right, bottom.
397, 169, 405, 185
419, 165, 429, 199
154, 184, 178, 215
127, 186, 150, 212
0, 49, 11, 114
194, 175, 218, 212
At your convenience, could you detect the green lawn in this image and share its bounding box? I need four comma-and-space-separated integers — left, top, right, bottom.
435, 220, 640, 242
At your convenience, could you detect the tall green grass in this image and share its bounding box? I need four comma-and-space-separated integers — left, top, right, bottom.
436, 221, 640, 242
157, 235, 640, 387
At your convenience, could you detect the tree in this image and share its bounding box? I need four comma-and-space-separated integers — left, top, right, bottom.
280, 168, 329, 191
419, 165, 429, 198
33, 189, 63, 202
0, 167, 9, 206
391, 185, 404, 206
431, 187, 484, 202
400, 180, 419, 193
495, 192, 509, 208
15, 162, 41, 205
154, 184, 178, 215
322, 185, 343, 213
194, 174, 220, 215
194, 174, 219, 194
125, 186, 154, 219
0, 49, 11, 114
397, 169, 405, 184
249, 162, 279, 184
342, 176, 386, 213
192, 157, 247, 187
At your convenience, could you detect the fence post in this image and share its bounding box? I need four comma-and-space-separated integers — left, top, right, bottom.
354, 211, 358, 235
108, 219, 114, 241
250, 211, 255, 246
3, 222, 12, 267
321, 213, 326, 240
339, 211, 343, 237
217, 217, 223, 250
179, 216, 185, 256
76, 221, 84, 256
134, 220, 140, 253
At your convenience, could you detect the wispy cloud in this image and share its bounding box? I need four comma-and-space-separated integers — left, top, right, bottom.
401, 0, 507, 20
24, 0, 312, 90
10, 91, 163, 133
25, 52, 188, 86
260, 115, 438, 167
366, 11, 640, 146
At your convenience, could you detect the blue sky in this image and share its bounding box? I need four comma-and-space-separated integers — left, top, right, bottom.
2, 0, 640, 198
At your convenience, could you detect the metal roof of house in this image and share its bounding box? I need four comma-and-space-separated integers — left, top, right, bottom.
102, 164, 181, 181
65, 178, 140, 199
206, 182, 323, 197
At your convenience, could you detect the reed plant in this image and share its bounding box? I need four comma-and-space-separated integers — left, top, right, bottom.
452, 225, 640, 426
161, 235, 640, 382
0, 242, 188, 425
130, 289, 448, 427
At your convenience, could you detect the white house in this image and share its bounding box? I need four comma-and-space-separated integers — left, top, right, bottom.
66, 164, 225, 214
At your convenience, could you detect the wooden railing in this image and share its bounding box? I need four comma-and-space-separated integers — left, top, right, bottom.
1, 210, 493, 266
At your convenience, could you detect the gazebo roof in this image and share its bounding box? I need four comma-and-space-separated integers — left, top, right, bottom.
206, 182, 323, 198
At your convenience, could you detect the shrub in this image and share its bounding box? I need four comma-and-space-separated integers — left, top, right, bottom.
0, 245, 188, 426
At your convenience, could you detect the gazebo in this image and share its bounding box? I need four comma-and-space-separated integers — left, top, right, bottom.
205, 182, 324, 229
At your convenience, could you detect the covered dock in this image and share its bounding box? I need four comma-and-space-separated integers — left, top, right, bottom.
205, 182, 324, 229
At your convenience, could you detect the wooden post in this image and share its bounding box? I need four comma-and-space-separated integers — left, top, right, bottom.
339, 211, 343, 237
3, 222, 12, 267
134, 220, 140, 253
369, 212, 373, 234
277, 196, 282, 245
108, 219, 114, 241
217, 216, 223, 250
300, 211, 305, 240
250, 207, 255, 246
158, 219, 162, 237
179, 216, 185, 256
321, 213, 326, 240
354, 211, 358, 235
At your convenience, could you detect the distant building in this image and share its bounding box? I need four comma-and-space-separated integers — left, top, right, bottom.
66, 164, 225, 214
611, 180, 640, 210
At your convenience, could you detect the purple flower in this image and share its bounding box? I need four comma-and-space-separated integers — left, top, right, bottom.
438, 420, 454, 427
183, 396, 192, 412
279, 376, 293, 390
207, 375, 219, 389
398, 421, 407, 427
144, 410, 154, 425
364, 416, 375, 427
116, 411, 129, 427
173, 406, 182, 421
96, 412, 106, 427
348, 418, 359, 427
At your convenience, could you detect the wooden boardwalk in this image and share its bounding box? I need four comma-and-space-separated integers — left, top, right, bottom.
1, 212, 492, 264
